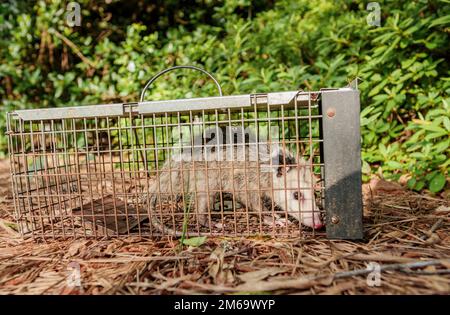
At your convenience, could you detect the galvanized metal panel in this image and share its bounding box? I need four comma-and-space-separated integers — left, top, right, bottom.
15, 103, 125, 121
138, 91, 313, 114
267, 91, 298, 106
321, 89, 363, 240
13, 91, 311, 121
138, 94, 252, 114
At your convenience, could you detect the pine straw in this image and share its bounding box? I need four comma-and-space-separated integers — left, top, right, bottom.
0, 160, 449, 294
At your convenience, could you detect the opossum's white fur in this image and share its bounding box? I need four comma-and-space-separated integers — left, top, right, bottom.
147, 128, 322, 235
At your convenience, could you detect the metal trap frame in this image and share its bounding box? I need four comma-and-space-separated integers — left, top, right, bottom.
6, 66, 363, 240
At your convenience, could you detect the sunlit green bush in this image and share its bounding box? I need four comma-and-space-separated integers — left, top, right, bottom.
0, 0, 448, 192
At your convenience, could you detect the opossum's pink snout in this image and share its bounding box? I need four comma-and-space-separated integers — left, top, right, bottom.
313, 222, 324, 229
301, 213, 323, 229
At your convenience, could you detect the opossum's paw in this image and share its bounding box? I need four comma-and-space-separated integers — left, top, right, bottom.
263, 216, 289, 227
197, 214, 209, 227
275, 218, 290, 226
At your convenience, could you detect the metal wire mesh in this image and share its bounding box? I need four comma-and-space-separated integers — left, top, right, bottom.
7, 91, 326, 239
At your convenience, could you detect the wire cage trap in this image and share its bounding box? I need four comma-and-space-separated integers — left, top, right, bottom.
6, 66, 363, 240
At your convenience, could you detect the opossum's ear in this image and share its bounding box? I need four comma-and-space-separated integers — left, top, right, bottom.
275, 151, 296, 177
276, 165, 287, 177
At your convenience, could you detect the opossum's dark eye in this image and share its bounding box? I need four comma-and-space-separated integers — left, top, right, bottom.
293, 192, 303, 200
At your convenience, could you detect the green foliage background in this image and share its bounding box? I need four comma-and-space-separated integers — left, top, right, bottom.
1, 0, 449, 193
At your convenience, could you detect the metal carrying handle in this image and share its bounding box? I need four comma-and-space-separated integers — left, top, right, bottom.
139, 65, 223, 102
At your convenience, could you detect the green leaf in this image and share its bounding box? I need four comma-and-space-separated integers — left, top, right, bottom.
429, 15, 450, 28
360, 106, 375, 118
361, 112, 381, 126
425, 171, 438, 181
77, 137, 86, 149
434, 139, 449, 153
412, 147, 431, 159
420, 124, 447, 133
415, 181, 425, 191
443, 117, 450, 132
5, 222, 18, 231
383, 99, 396, 117
372, 94, 389, 103
429, 173, 446, 193
407, 178, 416, 189
378, 143, 387, 156
55, 86, 63, 98
385, 161, 403, 169
425, 131, 448, 141
362, 160, 371, 174
182, 236, 207, 247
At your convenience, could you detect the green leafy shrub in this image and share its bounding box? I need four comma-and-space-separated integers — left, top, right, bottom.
0, 0, 448, 193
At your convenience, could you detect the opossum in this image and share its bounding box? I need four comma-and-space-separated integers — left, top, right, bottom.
146, 126, 323, 236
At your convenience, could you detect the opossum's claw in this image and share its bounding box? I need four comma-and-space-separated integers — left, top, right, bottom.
263, 215, 288, 227
197, 213, 209, 227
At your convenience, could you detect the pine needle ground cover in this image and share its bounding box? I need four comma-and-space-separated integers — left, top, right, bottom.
0, 160, 448, 294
